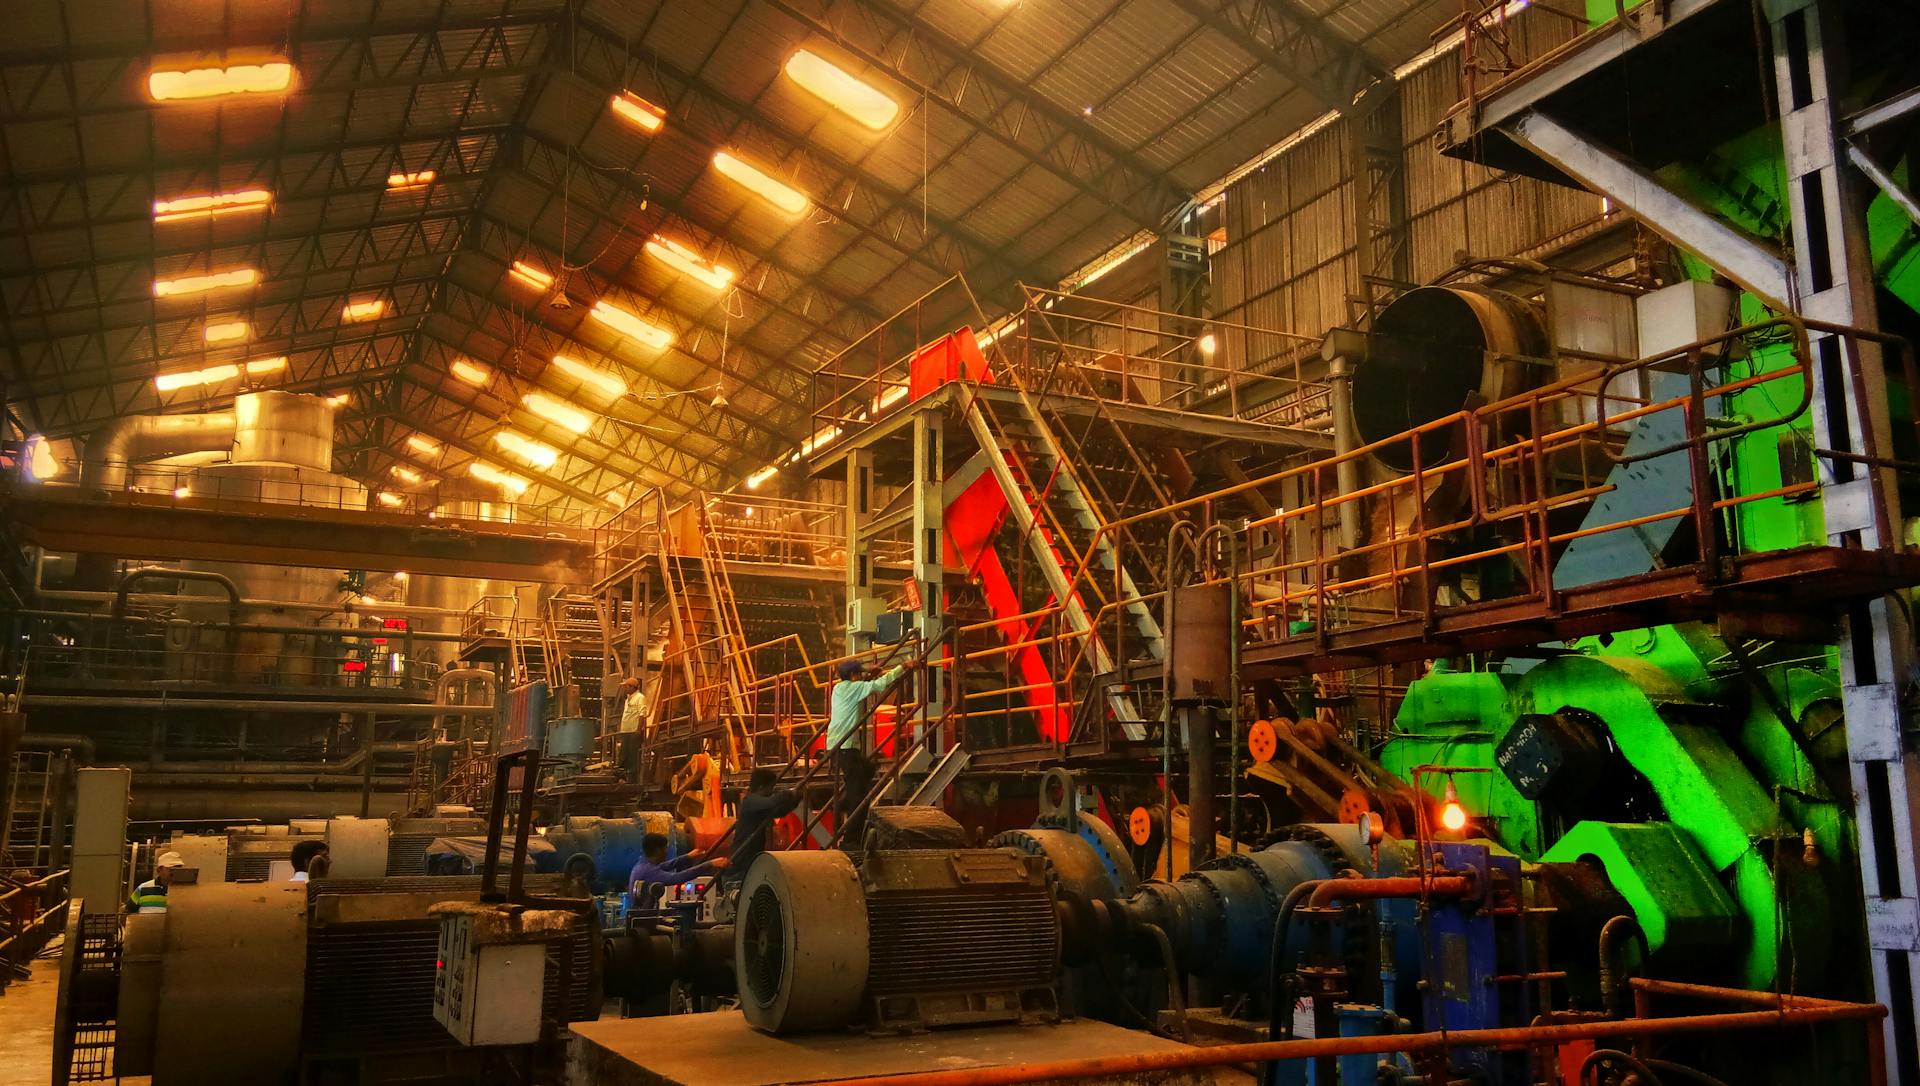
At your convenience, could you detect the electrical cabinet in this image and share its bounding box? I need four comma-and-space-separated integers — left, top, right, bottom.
432, 913, 545, 1046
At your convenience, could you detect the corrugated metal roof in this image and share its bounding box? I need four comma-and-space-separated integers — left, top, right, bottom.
0, 0, 1466, 509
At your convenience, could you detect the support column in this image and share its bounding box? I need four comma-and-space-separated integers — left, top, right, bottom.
843, 446, 875, 657
911, 410, 948, 741
1768, 1, 1918, 1078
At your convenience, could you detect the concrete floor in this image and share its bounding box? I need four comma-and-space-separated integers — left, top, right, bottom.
0, 957, 60, 1084
570, 1010, 1250, 1086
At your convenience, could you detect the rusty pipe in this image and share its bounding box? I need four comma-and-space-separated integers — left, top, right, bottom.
1306, 874, 1472, 909
817, 1001, 1885, 1086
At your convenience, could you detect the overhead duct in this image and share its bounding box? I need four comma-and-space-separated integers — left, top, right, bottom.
1349, 286, 1548, 474
82, 409, 237, 490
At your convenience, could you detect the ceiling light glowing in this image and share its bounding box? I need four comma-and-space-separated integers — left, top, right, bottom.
745, 464, 779, 491
712, 151, 807, 215
783, 49, 899, 130
588, 301, 674, 351
522, 391, 593, 434
387, 170, 436, 191
508, 260, 554, 291
342, 299, 387, 323
204, 320, 250, 344
493, 430, 559, 469
1198, 333, 1218, 355
405, 434, 441, 456
173, 486, 192, 499
550, 354, 627, 399
326, 392, 352, 407
153, 188, 272, 224
154, 267, 259, 298
450, 358, 491, 385
154, 358, 279, 392
377, 491, 405, 508
469, 461, 530, 496
389, 464, 423, 484
644, 235, 735, 291
610, 91, 666, 133
22, 435, 60, 482
148, 61, 293, 102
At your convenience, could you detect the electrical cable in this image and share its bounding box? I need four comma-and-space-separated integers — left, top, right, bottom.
1580, 1048, 1667, 1086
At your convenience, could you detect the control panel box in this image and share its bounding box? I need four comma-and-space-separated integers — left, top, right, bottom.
432, 913, 545, 1046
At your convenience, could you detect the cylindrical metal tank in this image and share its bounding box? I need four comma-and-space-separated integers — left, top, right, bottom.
231, 390, 334, 470
1350, 286, 1549, 473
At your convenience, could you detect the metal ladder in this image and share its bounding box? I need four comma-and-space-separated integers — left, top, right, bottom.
962, 389, 1164, 739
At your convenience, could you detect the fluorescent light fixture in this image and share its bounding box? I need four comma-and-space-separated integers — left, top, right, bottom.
204, 320, 250, 344
342, 299, 387, 323
390, 464, 423, 484
783, 49, 898, 130
326, 392, 352, 407
405, 434, 441, 456
644, 235, 736, 291
875, 384, 909, 412
377, 492, 405, 508
550, 354, 627, 399
153, 188, 271, 224
522, 391, 593, 434
589, 300, 674, 351
148, 61, 292, 102
153, 358, 280, 392
387, 170, 436, 191
712, 151, 807, 215
492, 430, 559, 469
154, 267, 259, 298
468, 461, 530, 496
450, 358, 491, 385
610, 91, 666, 133
800, 421, 842, 456
508, 260, 554, 291
745, 464, 779, 491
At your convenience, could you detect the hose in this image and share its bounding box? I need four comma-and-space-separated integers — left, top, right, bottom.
1140, 922, 1189, 1042
1581, 1048, 1667, 1086
1643, 1058, 1733, 1086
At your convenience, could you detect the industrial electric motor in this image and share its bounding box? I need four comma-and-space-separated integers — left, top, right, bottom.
735, 844, 1061, 1033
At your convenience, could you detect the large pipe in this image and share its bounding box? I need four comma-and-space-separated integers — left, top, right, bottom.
82, 409, 236, 490
12, 610, 467, 644
1325, 348, 1363, 551
20, 696, 493, 715
817, 999, 1886, 1086
111, 568, 241, 627
131, 740, 417, 776
17, 732, 97, 763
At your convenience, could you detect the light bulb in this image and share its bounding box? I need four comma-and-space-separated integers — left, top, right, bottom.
1439, 778, 1468, 833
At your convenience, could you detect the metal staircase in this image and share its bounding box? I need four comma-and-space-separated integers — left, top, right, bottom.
962, 385, 1165, 739
653, 500, 752, 763
2, 749, 54, 873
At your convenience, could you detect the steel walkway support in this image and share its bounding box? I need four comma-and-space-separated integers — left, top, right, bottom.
1769, 1, 1920, 1079
1497, 109, 1793, 306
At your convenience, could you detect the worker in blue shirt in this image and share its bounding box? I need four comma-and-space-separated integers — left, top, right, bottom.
827, 657, 920, 843
628, 832, 726, 909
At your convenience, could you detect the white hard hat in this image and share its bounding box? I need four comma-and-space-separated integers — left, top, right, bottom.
155, 851, 186, 869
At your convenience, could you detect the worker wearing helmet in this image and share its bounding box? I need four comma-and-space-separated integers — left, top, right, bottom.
827, 657, 920, 843
128, 851, 185, 913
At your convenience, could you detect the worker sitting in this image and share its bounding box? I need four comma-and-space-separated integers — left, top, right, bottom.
628, 832, 726, 910
128, 851, 185, 913
727, 767, 799, 882
290, 840, 330, 883
828, 657, 920, 844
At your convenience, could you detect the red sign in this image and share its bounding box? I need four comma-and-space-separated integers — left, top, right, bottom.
341, 660, 367, 673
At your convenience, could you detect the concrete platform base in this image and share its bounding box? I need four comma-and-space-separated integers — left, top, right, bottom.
568, 1010, 1243, 1086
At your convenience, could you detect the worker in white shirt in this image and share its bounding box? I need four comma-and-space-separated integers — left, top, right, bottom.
618, 674, 649, 780
290, 840, 330, 882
